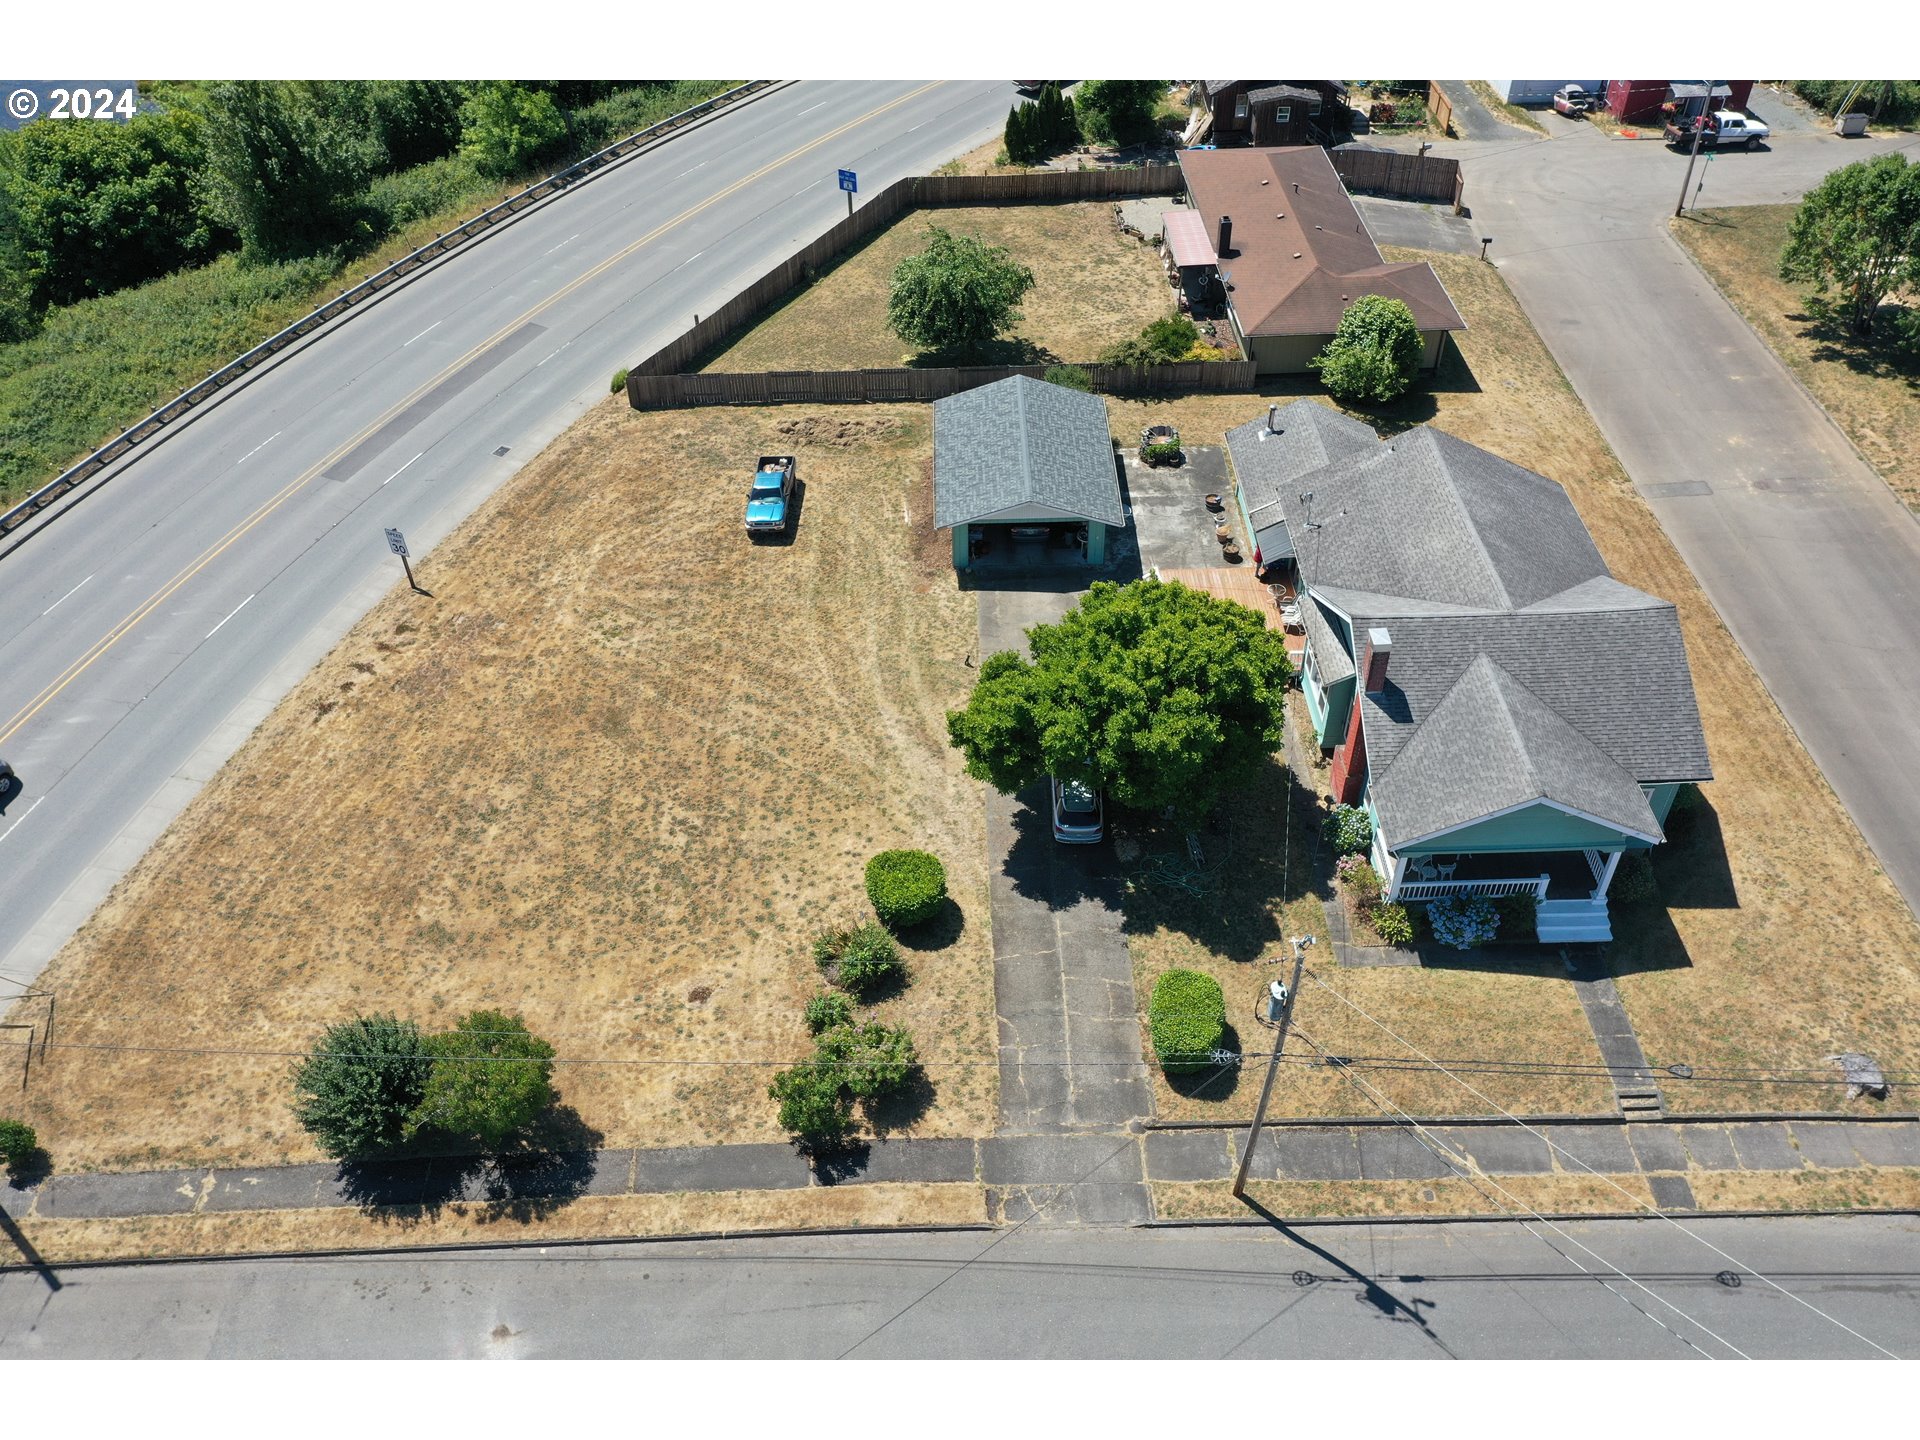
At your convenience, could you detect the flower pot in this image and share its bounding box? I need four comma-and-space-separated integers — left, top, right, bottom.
1205, 494, 1224, 510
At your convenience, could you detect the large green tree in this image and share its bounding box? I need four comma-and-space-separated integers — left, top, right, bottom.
459, 83, 569, 179
291, 1015, 432, 1160
0, 110, 223, 308
1073, 81, 1168, 145
886, 225, 1036, 357
420, 1009, 557, 1149
1310, 294, 1425, 404
199, 81, 381, 261
946, 579, 1294, 823
1780, 152, 1920, 338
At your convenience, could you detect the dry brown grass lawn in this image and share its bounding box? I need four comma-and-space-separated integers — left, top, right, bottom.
0, 1183, 987, 1267
7, 401, 996, 1173
1151, 1173, 1654, 1221
1105, 245, 1920, 1118
1672, 205, 1920, 510
699, 203, 1172, 371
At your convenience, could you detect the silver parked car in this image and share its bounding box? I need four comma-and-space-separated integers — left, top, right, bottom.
1050, 777, 1104, 844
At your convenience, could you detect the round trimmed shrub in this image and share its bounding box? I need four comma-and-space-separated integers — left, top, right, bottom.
0, 1118, 38, 1170
864, 849, 948, 930
609, 367, 629, 393
1612, 852, 1658, 905
804, 991, 854, 1035
1369, 902, 1415, 947
1148, 969, 1227, 1076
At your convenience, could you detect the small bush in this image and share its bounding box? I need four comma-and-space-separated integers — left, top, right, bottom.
1612, 852, 1658, 905
610, 367, 629, 393
804, 991, 854, 1035
361, 153, 487, 239
0, 1118, 38, 1170
1427, 894, 1499, 950
769, 1060, 853, 1147
1101, 313, 1200, 368
864, 849, 947, 929
1335, 854, 1383, 909
1322, 803, 1373, 856
291, 1014, 432, 1160
1141, 441, 1183, 465
814, 921, 905, 998
1495, 892, 1538, 940
1044, 363, 1093, 391
1369, 902, 1415, 947
1148, 969, 1227, 1075
815, 1021, 918, 1100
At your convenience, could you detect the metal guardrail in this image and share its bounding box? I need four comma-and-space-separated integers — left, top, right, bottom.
0, 80, 778, 541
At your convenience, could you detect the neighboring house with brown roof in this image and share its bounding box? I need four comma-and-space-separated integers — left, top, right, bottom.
1197, 81, 1348, 147
1178, 146, 1466, 375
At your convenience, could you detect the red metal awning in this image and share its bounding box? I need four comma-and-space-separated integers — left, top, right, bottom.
1161, 209, 1219, 269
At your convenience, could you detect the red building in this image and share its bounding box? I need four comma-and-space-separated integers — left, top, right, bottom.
1605, 80, 1754, 122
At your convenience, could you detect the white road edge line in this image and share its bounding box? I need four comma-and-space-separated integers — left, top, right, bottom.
42, 574, 94, 617
545, 234, 580, 255
677, 160, 709, 177
0, 796, 45, 847
236, 431, 282, 464
382, 453, 424, 486
672, 251, 705, 271
205, 594, 256, 640
797, 102, 826, 116
402, 320, 443, 347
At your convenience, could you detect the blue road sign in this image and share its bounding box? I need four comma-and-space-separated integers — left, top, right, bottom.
838, 169, 858, 194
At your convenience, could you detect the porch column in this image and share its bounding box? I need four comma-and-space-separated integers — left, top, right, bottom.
1593, 850, 1622, 900
1086, 522, 1106, 566
1384, 851, 1403, 903
952, 525, 970, 571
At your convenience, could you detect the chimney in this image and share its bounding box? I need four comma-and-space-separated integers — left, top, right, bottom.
1217, 213, 1233, 256
1362, 627, 1392, 693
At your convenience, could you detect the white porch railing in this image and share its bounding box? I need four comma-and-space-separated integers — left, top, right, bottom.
1394, 874, 1550, 902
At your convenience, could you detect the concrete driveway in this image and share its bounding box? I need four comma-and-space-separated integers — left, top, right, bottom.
1432, 123, 1920, 916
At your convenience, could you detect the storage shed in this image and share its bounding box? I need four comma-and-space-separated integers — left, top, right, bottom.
933, 375, 1125, 571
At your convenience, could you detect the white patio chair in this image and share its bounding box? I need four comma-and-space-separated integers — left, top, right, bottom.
1435, 857, 1458, 881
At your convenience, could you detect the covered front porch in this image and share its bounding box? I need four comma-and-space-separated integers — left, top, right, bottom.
1373, 839, 1631, 944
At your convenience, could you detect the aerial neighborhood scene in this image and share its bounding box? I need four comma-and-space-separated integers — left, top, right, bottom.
2, 12, 1919, 1381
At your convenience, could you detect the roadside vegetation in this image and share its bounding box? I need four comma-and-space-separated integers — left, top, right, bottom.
1785, 81, 1920, 132
0, 80, 734, 505
1673, 189, 1920, 509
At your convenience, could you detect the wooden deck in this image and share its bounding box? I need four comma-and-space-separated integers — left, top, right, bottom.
1156, 566, 1305, 666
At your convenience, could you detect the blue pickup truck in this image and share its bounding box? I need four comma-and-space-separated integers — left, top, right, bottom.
745, 455, 797, 538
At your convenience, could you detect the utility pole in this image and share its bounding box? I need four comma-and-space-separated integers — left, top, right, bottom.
1232, 935, 1312, 1197
1675, 82, 1716, 218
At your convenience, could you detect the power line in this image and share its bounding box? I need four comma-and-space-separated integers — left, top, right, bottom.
1291, 1024, 1745, 1360
1301, 967, 1904, 1361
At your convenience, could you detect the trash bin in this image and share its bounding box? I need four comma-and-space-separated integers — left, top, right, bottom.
1837, 113, 1869, 137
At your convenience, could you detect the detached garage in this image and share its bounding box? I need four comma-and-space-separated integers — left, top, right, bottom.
934, 375, 1126, 571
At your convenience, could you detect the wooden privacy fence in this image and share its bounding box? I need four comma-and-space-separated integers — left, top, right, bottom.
629, 166, 1189, 385
629, 359, 1257, 410
1330, 147, 1464, 212
0, 81, 779, 542
1426, 83, 1455, 137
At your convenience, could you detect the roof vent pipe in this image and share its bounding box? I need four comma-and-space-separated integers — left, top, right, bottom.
1267, 404, 1278, 433
1217, 213, 1233, 256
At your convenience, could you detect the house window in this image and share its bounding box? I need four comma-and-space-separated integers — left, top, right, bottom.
1309, 96, 1322, 115
1234, 93, 1248, 121
1274, 106, 1292, 124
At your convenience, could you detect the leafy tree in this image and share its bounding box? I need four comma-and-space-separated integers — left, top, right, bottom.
1004, 103, 1034, 164
1780, 152, 1920, 338
1074, 81, 1168, 146
1310, 294, 1425, 403
420, 1009, 556, 1149
1037, 84, 1078, 150
0, 166, 36, 342
291, 1015, 432, 1159
769, 1059, 853, 1147
815, 1022, 918, 1101
200, 81, 381, 262
946, 578, 1294, 824
1, 110, 224, 308
886, 224, 1036, 358
459, 82, 569, 180
367, 80, 468, 170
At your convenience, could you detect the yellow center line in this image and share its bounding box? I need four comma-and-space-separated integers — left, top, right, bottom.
0, 82, 945, 747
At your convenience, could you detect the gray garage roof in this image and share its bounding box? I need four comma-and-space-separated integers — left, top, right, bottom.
932, 376, 1125, 530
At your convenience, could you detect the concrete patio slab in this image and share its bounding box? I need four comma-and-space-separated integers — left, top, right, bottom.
1144, 1129, 1236, 1182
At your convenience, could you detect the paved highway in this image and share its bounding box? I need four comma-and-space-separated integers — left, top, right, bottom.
0, 80, 1014, 986
2, 1215, 1913, 1358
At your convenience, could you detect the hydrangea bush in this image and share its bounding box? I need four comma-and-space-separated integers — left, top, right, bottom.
1427, 894, 1499, 950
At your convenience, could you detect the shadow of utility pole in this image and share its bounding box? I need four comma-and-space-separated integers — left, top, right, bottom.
0, 1202, 61, 1291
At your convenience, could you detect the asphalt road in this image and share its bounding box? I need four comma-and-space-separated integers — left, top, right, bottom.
1427, 114, 1920, 915
0, 80, 1015, 987
2, 1215, 1912, 1358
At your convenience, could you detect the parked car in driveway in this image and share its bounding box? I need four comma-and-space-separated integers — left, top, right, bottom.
1663, 109, 1770, 150
1552, 85, 1594, 116
1050, 777, 1104, 844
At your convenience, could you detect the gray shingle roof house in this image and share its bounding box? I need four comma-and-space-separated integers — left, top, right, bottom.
1241, 401, 1711, 944
933, 376, 1124, 570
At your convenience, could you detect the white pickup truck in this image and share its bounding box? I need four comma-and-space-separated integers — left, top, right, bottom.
1664, 108, 1771, 150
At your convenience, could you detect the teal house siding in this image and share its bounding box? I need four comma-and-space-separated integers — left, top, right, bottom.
1644, 782, 1682, 826
1302, 657, 1354, 747
1397, 803, 1653, 856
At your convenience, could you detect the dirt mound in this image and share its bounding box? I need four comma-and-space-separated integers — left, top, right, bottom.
775, 415, 904, 447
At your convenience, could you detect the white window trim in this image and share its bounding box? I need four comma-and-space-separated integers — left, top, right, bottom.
1234, 94, 1248, 120
1274, 105, 1292, 124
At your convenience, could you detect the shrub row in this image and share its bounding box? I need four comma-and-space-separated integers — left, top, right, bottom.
1148, 969, 1228, 1075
